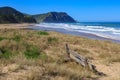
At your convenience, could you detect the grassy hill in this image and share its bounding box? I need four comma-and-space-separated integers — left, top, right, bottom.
0, 7, 76, 23
0, 7, 36, 23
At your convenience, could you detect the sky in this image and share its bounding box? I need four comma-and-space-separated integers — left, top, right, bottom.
0, 0, 120, 22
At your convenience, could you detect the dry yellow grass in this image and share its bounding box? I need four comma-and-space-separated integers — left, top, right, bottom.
0, 24, 120, 80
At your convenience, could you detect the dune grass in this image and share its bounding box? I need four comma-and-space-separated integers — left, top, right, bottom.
0, 28, 120, 80
37, 31, 49, 35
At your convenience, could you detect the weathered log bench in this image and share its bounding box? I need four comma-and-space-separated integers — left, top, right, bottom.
65, 44, 106, 76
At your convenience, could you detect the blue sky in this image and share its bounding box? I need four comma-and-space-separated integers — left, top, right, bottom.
0, 0, 120, 22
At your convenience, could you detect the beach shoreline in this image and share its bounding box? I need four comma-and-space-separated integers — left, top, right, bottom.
0, 23, 120, 43
31, 25, 120, 43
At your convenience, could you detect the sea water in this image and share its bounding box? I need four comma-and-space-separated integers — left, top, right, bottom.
35, 22, 120, 41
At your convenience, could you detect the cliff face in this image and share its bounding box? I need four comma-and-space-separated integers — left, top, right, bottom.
33, 12, 76, 23
0, 7, 36, 23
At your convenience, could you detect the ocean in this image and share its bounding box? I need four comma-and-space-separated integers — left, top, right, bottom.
33, 22, 120, 42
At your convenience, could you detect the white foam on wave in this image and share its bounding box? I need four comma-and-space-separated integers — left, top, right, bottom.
36, 23, 120, 40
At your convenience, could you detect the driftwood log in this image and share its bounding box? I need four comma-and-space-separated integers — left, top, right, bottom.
65, 44, 106, 76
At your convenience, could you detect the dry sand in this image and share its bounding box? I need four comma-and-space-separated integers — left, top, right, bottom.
0, 23, 35, 29
96, 62, 120, 80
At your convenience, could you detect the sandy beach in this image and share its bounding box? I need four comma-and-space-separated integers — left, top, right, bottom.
0, 24, 35, 29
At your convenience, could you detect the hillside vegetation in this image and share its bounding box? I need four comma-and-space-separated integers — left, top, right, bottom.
32, 12, 76, 23
0, 7, 76, 23
0, 7, 36, 23
0, 24, 120, 80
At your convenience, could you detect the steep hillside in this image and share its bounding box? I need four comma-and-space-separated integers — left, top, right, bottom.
33, 12, 76, 23
0, 7, 76, 23
0, 7, 36, 23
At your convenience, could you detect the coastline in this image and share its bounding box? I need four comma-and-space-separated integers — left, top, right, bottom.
0, 23, 120, 43
31, 25, 120, 43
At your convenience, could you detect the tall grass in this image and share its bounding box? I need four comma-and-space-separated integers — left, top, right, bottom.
47, 37, 58, 44
0, 28, 120, 80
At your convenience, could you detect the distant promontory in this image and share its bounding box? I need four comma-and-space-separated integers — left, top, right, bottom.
0, 7, 76, 23
32, 12, 76, 23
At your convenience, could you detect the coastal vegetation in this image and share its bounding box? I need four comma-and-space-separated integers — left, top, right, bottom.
0, 7, 76, 23
32, 12, 76, 23
0, 24, 120, 80
0, 7, 36, 23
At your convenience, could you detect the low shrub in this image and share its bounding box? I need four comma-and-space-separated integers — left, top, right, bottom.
37, 31, 49, 35
0, 37, 7, 41
0, 48, 12, 59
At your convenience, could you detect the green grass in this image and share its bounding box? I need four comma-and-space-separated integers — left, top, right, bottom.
24, 45, 41, 59
47, 37, 58, 44
0, 48, 12, 59
12, 34, 22, 42
2, 51, 11, 59
0, 37, 7, 41
37, 31, 49, 35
